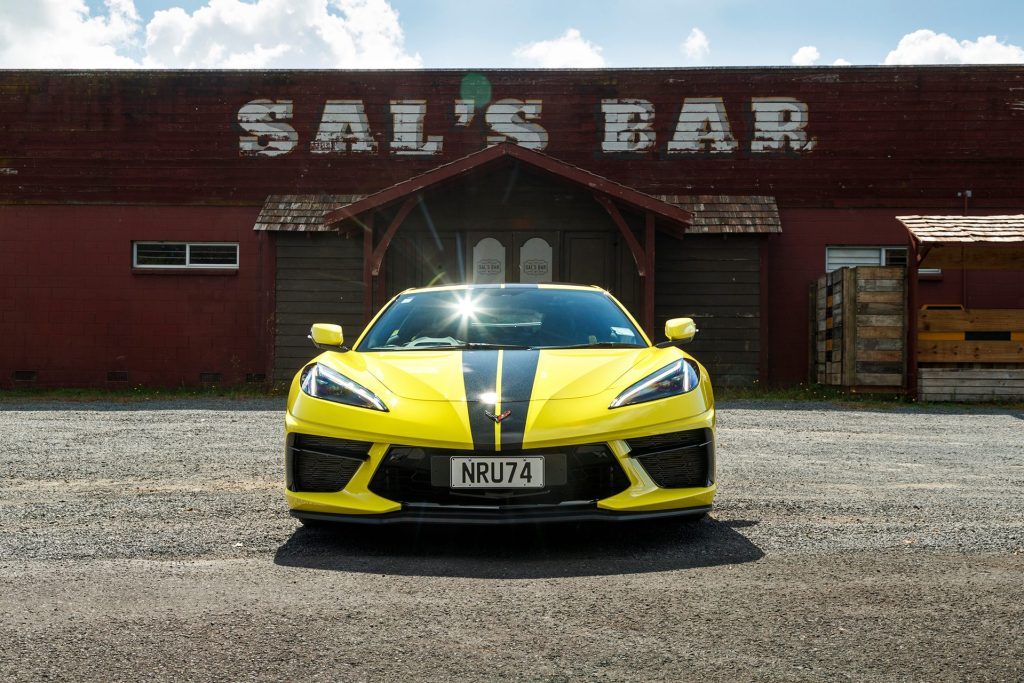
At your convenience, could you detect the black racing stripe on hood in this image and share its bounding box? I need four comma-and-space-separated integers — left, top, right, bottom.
499, 349, 540, 450
461, 350, 499, 450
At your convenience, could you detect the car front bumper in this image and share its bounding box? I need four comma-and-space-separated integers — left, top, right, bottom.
284, 399, 717, 524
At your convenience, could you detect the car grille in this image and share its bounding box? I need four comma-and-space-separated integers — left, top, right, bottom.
287, 433, 371, 493
626, 428, 714, 489
368, 444, 630, 506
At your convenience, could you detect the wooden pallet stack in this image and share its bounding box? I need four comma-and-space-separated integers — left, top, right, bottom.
816, 266, 905, 390
917, 308, 1024, 401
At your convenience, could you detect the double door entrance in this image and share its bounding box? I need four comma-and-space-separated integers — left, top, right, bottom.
384, 228, 637, 312
469, 231, 558, 284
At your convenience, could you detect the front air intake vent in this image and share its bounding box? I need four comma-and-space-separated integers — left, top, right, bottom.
627, 429, 714, 489
368, 444, 630, 506
287, 433, 372, 492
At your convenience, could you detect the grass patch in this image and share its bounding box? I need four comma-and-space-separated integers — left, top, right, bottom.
717, 383, 904, 405
0, 384, 289, 403
716, 383, 1024, 410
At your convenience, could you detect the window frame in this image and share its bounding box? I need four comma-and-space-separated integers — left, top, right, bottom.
132, 241, 240, 270
825, 245, 940, 276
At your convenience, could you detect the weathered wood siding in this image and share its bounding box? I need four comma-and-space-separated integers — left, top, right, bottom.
919, 367, 1024, 402
655, 235, 761, 387
2, 68, 1023, 207
274, 232, 364, 381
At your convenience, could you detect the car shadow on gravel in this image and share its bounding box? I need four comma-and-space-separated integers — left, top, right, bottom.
272, 517, 763, 578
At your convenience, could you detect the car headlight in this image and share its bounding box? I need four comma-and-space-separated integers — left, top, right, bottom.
609, 359, 699, 408
300, 363, 388, 412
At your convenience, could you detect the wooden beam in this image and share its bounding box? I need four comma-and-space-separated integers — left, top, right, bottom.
362, 213, 374, 325
322, 142, 692, 231
919, 245, 1024, 270
594, 194, 646, 277
643, 212, 656, 337
918, 340, 1024, 363
919, 309, 1024, 333
370, 195, 420, 277
906, 232, 919, 399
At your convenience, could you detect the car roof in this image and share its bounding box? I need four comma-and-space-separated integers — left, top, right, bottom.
400, 283, 606, 295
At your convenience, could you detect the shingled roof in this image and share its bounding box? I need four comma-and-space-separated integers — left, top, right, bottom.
656, 195, 781, 234
897, 215, 1024, 244
255, 192, 781, 234
253, 195, 366, 232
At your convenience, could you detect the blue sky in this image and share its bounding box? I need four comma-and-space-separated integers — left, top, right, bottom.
5, 0, 1022, 68
387, 0, 1024, 67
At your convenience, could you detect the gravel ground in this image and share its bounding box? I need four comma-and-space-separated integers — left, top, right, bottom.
0, 399, 1022, 682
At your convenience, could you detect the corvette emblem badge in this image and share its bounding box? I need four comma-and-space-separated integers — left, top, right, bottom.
484, 409, 512, 424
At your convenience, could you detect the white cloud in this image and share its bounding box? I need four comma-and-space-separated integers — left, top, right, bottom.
0, 0, 421, 68
885, 29, 1024, 64
0, 0, 141, 68
832, 57, 852, 66
145, 0, 421, 68
683, 27, 710, 62
514, 28, 605, 68
790, 45, 820, 66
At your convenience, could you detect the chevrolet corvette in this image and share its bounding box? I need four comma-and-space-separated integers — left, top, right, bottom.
285, 283, 716, 525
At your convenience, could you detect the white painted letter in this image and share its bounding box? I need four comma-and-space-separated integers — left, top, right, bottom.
389, 100, 443, 155
311, 100, 377, 154
237, 99, 297, 157
601, 99, 656, 153
454, 99, 476, 126
485, 99, 548, 150
750, 97, 816, 153
667, 97, 737, 154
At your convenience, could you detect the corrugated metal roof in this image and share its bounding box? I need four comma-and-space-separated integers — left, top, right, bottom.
897, 215, 1024, 243
657, 195, 781, 234
253, 194, 366, 232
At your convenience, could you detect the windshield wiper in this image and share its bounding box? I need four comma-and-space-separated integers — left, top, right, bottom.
366, 342, 533, 351
432, 342, 533, 350
547, 342, 645, 349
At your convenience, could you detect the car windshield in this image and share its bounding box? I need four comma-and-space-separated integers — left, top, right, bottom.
358, 288, 646, 351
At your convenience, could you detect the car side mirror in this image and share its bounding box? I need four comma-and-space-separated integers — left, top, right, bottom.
309, 323, 348, 352
656, 317, 697, 347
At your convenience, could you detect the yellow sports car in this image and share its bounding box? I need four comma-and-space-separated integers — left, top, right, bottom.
285, 283, 716, 525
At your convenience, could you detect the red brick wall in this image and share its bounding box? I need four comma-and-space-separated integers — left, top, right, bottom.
0, 205, 272, 388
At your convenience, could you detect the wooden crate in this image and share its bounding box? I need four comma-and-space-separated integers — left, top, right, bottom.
815, 266, 905, 388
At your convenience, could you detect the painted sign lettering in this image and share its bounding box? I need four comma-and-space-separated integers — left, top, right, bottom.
238, 99, 298, 157
237, 96, 816, 157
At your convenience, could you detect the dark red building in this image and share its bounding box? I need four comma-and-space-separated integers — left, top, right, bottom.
2, 67, 1023, 388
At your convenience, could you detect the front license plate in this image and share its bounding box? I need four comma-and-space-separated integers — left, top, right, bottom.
450, 456, 545, 488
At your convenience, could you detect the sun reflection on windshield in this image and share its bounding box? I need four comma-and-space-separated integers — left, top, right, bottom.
453, 294, 479, 319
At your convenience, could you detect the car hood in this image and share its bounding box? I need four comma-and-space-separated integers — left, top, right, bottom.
343, 348, 656, 402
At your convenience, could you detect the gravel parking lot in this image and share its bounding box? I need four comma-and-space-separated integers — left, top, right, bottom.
1, 399, 1022, 682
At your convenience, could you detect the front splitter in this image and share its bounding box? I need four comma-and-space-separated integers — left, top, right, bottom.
291, 502, 711, 526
